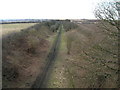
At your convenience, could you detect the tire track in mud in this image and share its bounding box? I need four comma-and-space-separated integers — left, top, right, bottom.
31, 25, 62, 88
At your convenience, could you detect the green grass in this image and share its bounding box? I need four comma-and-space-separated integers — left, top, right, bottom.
46, 25, 77, 88
46, 26, 68, 88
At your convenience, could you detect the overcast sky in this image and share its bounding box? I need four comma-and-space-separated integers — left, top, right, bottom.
0, 0, 114, 19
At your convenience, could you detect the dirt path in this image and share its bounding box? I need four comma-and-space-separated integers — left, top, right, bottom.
31, 25, 62, 88
44, 26, 73, 88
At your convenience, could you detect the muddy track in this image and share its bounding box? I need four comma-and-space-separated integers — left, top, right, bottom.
31, 25, 62, 88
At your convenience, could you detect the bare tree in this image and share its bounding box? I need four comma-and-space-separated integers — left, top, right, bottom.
94, 1, 120, 88
94, 0, 120, 31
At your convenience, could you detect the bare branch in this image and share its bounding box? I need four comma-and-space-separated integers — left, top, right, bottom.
94, 0, 120, 31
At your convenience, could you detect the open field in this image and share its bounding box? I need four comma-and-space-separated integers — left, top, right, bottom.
2, 20, 119, 88
1, 23, 37, 36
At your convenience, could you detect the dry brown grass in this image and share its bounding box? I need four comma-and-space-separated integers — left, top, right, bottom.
1, 23, 37, 36
65, 23, 118, 88
2, 23, 53, 88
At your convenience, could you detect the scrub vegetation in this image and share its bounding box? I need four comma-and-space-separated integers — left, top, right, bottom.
65, 22, 118, 88
2, 19, 119, 88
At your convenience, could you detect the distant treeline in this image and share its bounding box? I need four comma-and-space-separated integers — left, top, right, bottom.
0, 19, 71, 24
0, 19, 52, 24
1, 21, 41, 24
